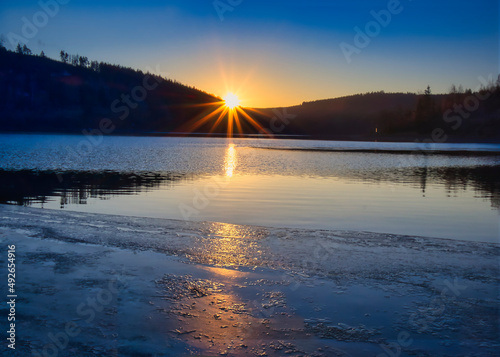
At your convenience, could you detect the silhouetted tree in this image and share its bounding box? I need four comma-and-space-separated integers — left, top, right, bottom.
70, 54, 79, 66
39, 51, 46, 58
59, 50, 69, 63
446, 84, 463, 107
21, 44, 32, 55
89, 60, 99, 72
15, 44, 32, 55
78, 55, 89, 67
415, 85, 439, 133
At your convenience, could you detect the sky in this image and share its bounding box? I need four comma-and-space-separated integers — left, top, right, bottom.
0, 0, 498, 108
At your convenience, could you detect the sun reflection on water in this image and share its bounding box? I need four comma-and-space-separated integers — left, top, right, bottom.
187, 222, 268, 268
224, 144, 237, 178
206, 223, 252, 267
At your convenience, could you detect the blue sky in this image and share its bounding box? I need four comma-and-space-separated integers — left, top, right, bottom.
0, 0, 498, 107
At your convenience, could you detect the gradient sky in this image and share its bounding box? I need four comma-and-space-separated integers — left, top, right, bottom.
0, 0, 498, 107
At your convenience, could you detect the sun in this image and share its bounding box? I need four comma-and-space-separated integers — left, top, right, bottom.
178, 87, 270, 139
223, 93, 240, 109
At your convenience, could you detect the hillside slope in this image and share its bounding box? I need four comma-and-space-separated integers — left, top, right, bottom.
1, 49, 499, 141
0, 49, 221, 134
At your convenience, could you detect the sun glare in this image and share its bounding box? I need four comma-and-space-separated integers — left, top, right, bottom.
223, 93, 240, 109
179, 84, 270, 139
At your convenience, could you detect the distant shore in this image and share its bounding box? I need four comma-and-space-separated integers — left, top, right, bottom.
0, 205, 498, 356
255, 146, 500, 156
2, 130, 500, 144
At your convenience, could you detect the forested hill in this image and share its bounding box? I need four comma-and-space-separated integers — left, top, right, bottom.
1, 47, 499, 142
0, 48, 221, 133
252, 87, 500, 142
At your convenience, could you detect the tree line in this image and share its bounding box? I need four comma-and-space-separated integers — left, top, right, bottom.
58, 50, 100, 71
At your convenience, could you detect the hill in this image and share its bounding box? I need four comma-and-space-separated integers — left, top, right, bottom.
252, 86, 500, 142
0, 48, 221, 134
0, 47, 499, 142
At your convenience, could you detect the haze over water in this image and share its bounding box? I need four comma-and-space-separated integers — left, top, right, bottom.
1, 134, 498, 243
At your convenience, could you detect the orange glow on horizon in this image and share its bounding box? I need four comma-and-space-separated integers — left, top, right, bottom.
174, 64, 276, 138
178, 92, 271, 139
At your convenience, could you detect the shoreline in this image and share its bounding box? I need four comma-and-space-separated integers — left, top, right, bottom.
2, 131, 500, 145
0, 205, 499, 356
253, 146, 500, 156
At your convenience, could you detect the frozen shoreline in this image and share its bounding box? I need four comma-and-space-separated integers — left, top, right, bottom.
0, 205, 499, 356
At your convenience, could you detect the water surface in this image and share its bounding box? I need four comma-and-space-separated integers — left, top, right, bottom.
0, 134, 498, 243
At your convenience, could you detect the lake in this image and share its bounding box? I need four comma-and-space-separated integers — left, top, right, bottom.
0, 134, 499, 243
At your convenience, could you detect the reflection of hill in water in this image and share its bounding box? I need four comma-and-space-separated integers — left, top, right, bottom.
349, 166, 500, 208
0, 170, 193, 207
0, 166, 498, 209
424, 166, 500, 209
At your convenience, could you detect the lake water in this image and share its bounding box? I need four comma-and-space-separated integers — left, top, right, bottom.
0, 134, 499, 243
